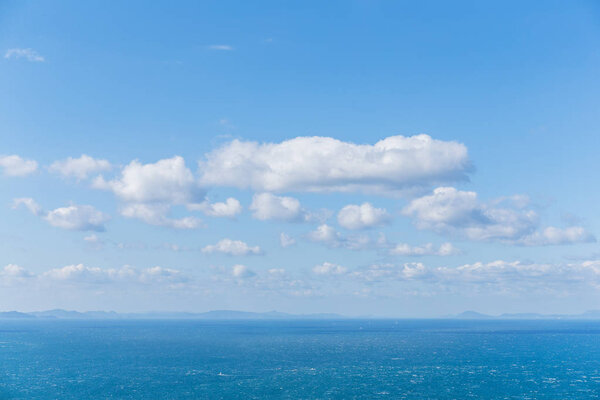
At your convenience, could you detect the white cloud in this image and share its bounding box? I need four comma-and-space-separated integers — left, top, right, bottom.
402, 187, 595, 245
0, 264, 34, 281
337, 202, 390, 230
231, 264, 256, 279
12, 197, 43, 215
49, 155, 111, 180
93, 156, 204, 228
352, 263, 429, 282
187, 197, 242, 217
202, 239, 261, 256
120, 203, 202, 229
250, 193, 305, 221
208, 45, 234, 51
348, 259, 600, 294
307, 224, 341, 246
93, 156, 200, 204
4, 48, 44, 62
313, 262, 347, 276
45, 205, 109, 231
0, 155, 38, 176
518, 226, 595, 246
13, 198, 109, 231
306, 224, 373, 250
390, 242, 460, 256
42, 264, 187, 285
199, 135, 470, 194
280, 232, 296, 247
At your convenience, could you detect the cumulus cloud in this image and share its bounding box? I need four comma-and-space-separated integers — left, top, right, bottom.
0, 264, 34, 285
306, 224, 372, 250
280, 232, 296, 247
518, 226, 595, 246
390, 242, 460, 256
93, 156, 204, 228
187, 197, 242, 217
4, 48, 44, 62
403, 187, 594, 245
202, 239, 261, 256
199, 135, 470, 194
307, 224, 342, 245
49, 155, 111, 180
45, 205, 110, 231
0, 155, 38, 176
352, 263, 429, 282
120, 203, 202, 229
337, 202, 390, 230
348, 259, 600, 294
13, 198, 110, 231
231, 264, 256, 279
42, 264, 186, 285
312, 262, 347, 276
250, 193, 306, 221
93, 156, 200, 204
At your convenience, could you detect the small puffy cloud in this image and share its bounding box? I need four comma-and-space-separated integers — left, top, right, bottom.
0, 155, 38, 176
312, 262, 347, 276
93, 156, 204, 228
231, 264, 256, 279
390, 242, 460, 256
45, 205, 109, 231
306, 224, 373, 250
120, 203, 202, 229
0, 264, 33, 279
208, 45, 234, 51
187, 197, 242, 217
13, 198, 109, 231
93, 156, 200, 204
202, 239, 261, 256
250, 193, 305, 221
4, 48, 44, 62
84, 234, 100, 243
337, 202, 390, 230
280, 232, 296, 248
307, 224, 341, 245
403, 187, 595, 246
49, 155, 111, 180
199, 135, 470, 194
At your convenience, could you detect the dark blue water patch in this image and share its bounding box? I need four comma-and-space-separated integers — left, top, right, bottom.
0, 319, 599, 399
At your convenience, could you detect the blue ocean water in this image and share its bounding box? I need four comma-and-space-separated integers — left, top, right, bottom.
0, 319, 599, 399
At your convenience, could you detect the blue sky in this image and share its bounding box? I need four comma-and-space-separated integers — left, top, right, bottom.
1, 0, 600, 316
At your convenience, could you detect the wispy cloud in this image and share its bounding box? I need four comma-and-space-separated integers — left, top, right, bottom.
4, 48, 45, 62
207, 45, 234, 51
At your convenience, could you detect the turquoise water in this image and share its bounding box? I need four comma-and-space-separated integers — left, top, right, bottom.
1, 319, 599, 399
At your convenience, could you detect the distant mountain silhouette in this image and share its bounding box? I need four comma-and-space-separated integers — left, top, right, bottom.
1, 309, 347, 320
452, 310, 600, 320
2, 309, 600, 320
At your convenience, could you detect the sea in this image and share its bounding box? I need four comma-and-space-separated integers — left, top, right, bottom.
0, 319, 599, 399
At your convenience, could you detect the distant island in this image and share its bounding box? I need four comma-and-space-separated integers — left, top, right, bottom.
1, 309, 600, 320
0, 309, 348, 320
452, 310, 600, 320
